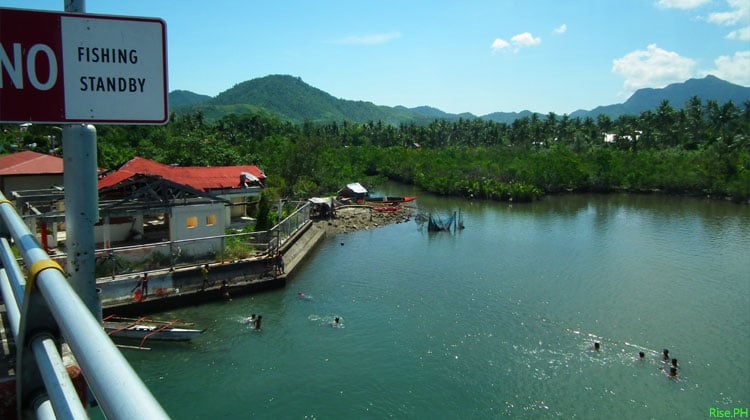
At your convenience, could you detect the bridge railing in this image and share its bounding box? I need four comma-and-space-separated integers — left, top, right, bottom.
0, 192, 169, 419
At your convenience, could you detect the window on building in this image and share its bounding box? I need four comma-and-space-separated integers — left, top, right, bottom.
186, 216, 198, 229
206, 214, 216, 226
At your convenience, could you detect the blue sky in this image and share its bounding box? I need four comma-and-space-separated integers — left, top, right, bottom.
5, 0, 750, 115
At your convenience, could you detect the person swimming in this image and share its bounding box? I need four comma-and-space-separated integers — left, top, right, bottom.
662, 349, 670, 361
331, 317, 341, 327
658, 365, 680, 379
592, 342, 601, 351
220, 280, 231, 300
639, 351, 645, 359
243, 314, 257, 324
671, 358, 678, 368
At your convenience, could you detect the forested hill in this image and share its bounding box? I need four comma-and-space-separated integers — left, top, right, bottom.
169, 90, 212, 108
569, 75, 750, 119
172, 75, 437, 125
169, 74, 750, 124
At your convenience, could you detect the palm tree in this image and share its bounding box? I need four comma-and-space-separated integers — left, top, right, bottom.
684, 96, 704, 149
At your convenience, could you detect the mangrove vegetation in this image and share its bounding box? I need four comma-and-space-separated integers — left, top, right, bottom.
2, 97, 748, 203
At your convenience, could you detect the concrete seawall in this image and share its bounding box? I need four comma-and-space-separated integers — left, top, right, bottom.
100, 221, 327, 317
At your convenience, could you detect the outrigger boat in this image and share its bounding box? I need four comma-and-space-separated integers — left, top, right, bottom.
103, 315, 205, 345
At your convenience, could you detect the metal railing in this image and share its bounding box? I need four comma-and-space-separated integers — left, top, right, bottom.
85, 231, 275, 280
0, 192, 169, 419
268, 201, 311, 251
47, 202, 311, 281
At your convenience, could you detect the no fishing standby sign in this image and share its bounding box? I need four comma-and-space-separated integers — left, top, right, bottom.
0, 7, 168, 124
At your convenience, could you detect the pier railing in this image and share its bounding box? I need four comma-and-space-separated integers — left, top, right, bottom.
46, 201, 313, 280
268, 201, 311, 252
0, 192, 169, 419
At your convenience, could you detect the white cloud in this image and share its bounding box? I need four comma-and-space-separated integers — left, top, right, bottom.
554, 24, 567, 35
707, 0, 750, 26
511, 32, 542, 48
702, 50, 750, 85
491, 38, 510, 53
612, 44, 696, 93
491, 32, 541, 53
656, 0, 710, 10
727, 26, 750, 40
336, 32, 401, 45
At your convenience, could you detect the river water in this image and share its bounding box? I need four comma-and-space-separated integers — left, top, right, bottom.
100, 189, 749, 419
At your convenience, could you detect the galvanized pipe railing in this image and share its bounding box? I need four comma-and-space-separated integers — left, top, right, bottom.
269, 201, 311, 248
0, 194, 169, 419
31, 334, 89, 419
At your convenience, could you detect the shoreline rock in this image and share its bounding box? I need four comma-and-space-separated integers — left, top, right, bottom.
318, 206, 414, 235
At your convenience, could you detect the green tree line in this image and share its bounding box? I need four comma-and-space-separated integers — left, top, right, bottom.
2, 97, 748, 202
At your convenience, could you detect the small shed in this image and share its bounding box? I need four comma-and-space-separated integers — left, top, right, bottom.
338, 182, 367, 202
309, 197, 334, 219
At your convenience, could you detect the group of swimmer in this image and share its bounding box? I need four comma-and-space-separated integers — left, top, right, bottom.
592, 342, 681, 379
243, 292, 341, 331
657, 348, 680, 379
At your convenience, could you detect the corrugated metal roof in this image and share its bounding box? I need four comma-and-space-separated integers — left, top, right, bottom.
0, 151, 64, 175
98, 157, 265, 192
309, 197, 333, 205
345, 182, 367, 194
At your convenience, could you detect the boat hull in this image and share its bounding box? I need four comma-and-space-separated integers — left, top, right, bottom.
361, 196, 417, 207
104, 323, 204, 341
103, 315, 205, 342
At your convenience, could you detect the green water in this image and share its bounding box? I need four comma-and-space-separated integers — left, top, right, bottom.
104, 192, 749, 419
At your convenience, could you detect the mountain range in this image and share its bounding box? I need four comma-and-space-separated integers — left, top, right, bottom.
169, 74, 750, 125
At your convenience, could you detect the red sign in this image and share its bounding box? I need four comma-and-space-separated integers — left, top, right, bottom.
0, 8, 168, 125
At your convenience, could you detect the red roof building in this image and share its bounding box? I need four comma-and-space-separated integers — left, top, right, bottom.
0, 151, 65, 197
0, 150, 64, 176
98, 157, 265, 192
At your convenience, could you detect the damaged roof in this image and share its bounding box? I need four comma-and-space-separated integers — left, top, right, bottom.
98, 157, 265, 192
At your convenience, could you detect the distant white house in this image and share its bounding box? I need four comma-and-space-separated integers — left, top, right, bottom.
603, 131, 642, 144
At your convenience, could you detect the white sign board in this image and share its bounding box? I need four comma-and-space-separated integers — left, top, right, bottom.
0, 8, 168, 124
